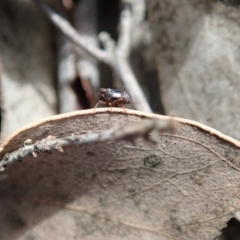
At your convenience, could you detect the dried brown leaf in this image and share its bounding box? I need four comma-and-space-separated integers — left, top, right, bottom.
0, 108, 240, 240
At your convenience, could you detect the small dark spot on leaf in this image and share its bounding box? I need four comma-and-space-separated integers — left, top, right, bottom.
225, 149, 238, 161
53, 179, 60, 186
92, 172, 97, 180
190, 172, 204, 186
75, 172, 85, 179
53, 193, 69, 202
225, 149, 240, 167
134, 198, 141, 206
118, 169, 126, 175
143, 155, 163, 168
127, 187, 136, 193
87, 151, 95, 156
168, 56, 174, 64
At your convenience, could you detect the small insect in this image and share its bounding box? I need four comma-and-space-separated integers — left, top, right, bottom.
94, 88, 132, 112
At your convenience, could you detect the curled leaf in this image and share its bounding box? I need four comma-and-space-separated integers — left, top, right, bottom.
0, 108, 240, 239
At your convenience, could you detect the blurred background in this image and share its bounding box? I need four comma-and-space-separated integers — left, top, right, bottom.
1, 0, 240, 238
0, 0, 162, 140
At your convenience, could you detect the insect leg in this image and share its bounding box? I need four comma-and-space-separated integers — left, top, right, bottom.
111, 98, 127, 112
93, 100, 106, 112
106, 103, 113, 120
122, 106, 127, 113
109, 103, 113, 112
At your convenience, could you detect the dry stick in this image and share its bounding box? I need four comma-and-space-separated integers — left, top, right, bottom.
34, 0, 109, 63
114, 3, 152, 112
33, 0, 152, 112
0, 119, 176, 171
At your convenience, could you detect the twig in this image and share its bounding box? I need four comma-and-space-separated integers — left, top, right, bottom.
33, 0, 152, 112
0, 119, 177, 171
113, 2, 152, 112
34, 0, 109, 63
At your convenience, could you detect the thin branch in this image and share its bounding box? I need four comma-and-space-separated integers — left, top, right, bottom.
98, 3, 152, 112
0, 119, 177, 171
112, 59, 152, 112
34, 0, 109, 64
33, 0, 152, 112
112, 2, 152, 112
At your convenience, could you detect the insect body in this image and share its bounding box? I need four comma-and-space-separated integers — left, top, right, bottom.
94, 88, 132, 111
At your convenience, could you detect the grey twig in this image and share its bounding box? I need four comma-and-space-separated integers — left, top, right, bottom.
34, 0, 109, 64
0, 119, 177, 171
33, 0, 152, 112
113, 2, 152, 112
